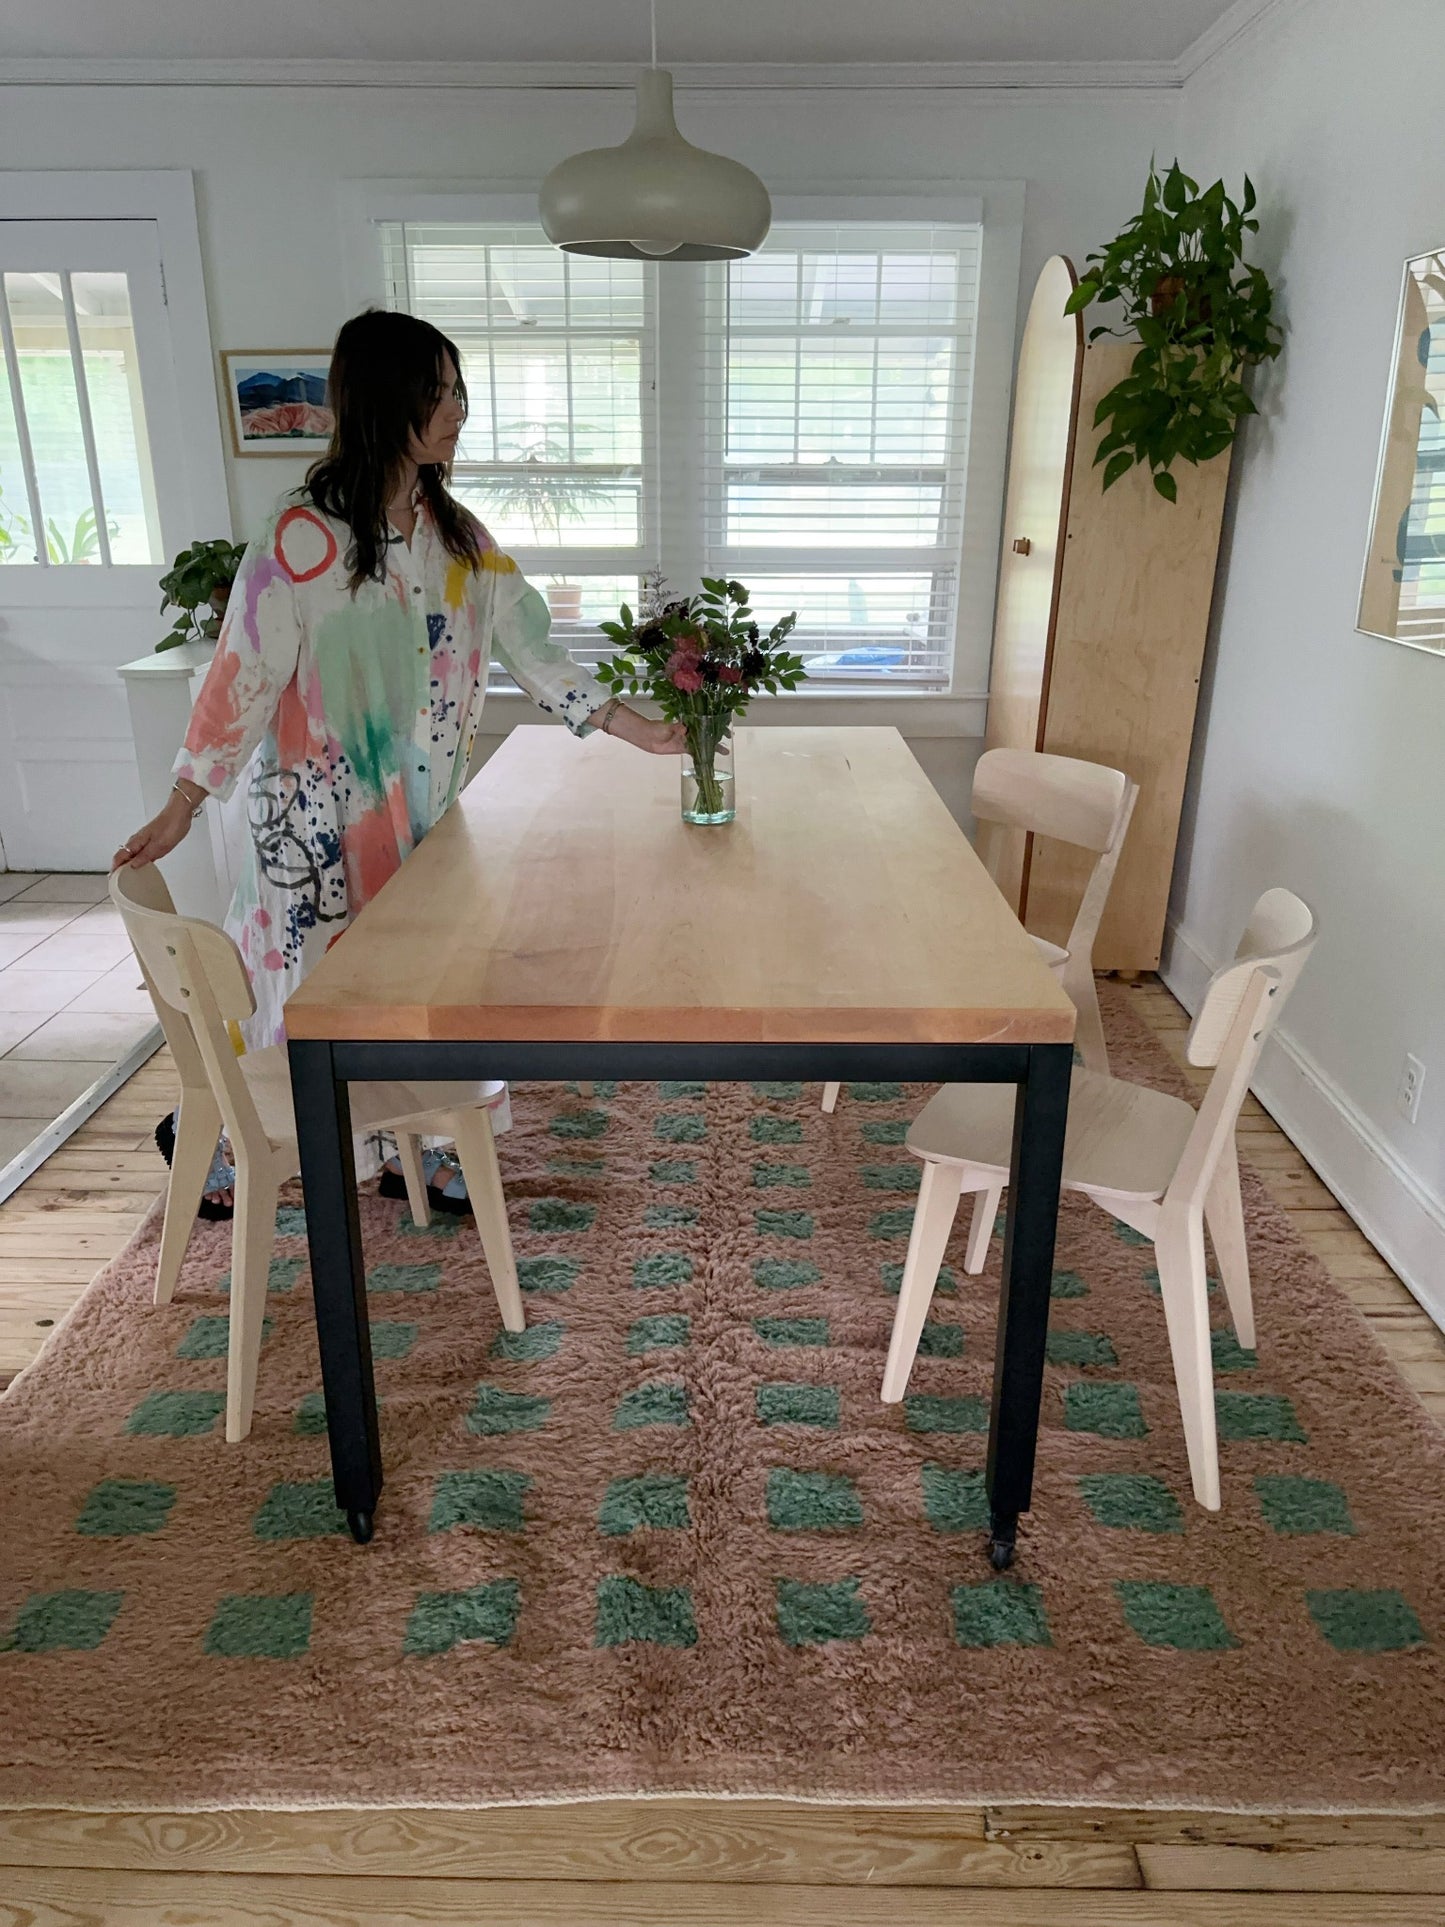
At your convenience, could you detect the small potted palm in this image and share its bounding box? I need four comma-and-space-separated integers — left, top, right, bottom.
484, 425, 615, 621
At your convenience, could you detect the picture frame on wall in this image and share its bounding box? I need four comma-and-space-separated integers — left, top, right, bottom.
1357, 250, 1445, 655
220, 349, 334, 457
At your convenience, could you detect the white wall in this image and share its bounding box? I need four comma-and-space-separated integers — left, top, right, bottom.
0, 77, 1179, 827
1167, 0, 1445, 1318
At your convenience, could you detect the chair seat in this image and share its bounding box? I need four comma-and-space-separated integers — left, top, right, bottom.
1031, 933, 1069, 975
906, 1067, 1197, 1203
241, 1047, 503, 1152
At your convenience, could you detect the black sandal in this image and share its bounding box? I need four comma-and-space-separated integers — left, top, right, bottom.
377, 1153, 473, 1217
154, 1114, 235, 1222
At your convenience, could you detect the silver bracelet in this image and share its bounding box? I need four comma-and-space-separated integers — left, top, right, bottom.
172, 781, 205, 820
597, 697, 623, 736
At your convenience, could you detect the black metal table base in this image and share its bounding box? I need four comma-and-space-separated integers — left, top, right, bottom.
289, 1037, 1072, 1559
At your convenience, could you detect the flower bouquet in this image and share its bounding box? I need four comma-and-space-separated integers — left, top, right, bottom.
596, 575, 806, 824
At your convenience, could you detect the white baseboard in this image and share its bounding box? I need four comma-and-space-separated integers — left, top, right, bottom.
1160, 917, 1445, 1333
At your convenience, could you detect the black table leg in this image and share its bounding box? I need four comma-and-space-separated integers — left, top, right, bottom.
288, 1039, 381, 1543
985, 1042, 1073, 1569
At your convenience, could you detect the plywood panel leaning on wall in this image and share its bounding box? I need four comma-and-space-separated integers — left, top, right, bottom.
985, 259, 1232, 972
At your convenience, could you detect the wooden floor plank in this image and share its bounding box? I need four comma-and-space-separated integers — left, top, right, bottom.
2, 1867, 1440, 1925
1136, 1843, 1445, 1893
987, 1808, 1445, 1848
0, 1804, 1137, 1889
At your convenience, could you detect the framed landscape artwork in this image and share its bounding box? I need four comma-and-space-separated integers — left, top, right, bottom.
221, 350, 334, 457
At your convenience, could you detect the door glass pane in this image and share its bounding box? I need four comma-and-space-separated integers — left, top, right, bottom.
0, 364, 34, 565
72, 271, 162, 565
5, 271, 98, 563
1, 269, 162, 565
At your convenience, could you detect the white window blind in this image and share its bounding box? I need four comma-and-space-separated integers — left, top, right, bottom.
379, 221, 651, 658
378, 214, 981, 690
705, 223, 979, 688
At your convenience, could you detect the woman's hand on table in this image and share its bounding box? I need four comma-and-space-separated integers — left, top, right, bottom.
112, 783, 205, 870
602, 705, 688, 756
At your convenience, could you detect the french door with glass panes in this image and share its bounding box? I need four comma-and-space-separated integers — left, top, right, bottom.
0, 218, 195, 869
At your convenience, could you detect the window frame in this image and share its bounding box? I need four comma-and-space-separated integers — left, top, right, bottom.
345, 179, 1024, 729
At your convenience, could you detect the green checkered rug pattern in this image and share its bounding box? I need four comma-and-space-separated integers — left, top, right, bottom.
2, 987, 1443, 1812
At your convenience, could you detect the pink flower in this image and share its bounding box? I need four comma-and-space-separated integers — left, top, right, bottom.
717, 663, 743, 684
666, 641, 704, 692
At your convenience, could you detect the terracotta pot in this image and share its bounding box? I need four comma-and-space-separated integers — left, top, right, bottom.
209, 583, 232, 616
1150, 275, 1213, 327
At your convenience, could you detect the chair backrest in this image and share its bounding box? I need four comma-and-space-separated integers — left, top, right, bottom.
972, 746, 1139, 960
973, 747, 1131, 852
1166, 888, 1318, 1211
109, 863, 265, 1153
1186, 887, 1318, 1069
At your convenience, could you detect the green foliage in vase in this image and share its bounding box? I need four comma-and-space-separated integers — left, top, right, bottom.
1065, 158, 1283, 501
595, 576, 807, 725
157, 537, 247, 651
597, 576, 806, 820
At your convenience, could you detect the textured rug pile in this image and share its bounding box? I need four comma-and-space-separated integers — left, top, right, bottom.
2, 987, 1443, 1814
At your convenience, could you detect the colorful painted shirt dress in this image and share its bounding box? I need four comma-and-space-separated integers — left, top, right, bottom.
173, 489, 606, 1054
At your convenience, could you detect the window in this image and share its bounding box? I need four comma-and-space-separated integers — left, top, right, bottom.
380, 223, 650, 652
378, 212, 981, 689
0, 269, 163, 567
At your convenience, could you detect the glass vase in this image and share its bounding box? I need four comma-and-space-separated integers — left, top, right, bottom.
681, 715, 734, 825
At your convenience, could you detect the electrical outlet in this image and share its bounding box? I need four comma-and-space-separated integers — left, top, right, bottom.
1398, 1054, 1426, 1124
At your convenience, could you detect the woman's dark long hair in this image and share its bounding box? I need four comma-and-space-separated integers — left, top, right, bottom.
306, 309, 481, 592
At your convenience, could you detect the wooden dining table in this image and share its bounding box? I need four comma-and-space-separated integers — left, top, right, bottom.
285, 724, 1075, 1564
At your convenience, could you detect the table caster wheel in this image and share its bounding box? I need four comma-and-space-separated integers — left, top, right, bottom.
347, 1509, 374, 1544
988, 1510, 1018, 1570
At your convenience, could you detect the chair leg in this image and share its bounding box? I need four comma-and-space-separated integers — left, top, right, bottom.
964, 1180, 1004, 1274
821, 1081, 841, 1114
882, 1159, 963, 1402
225, 1163, 279, 1444
394, 1131, 431, 1228
1153, 1207, 1221, 1509
447, 1108, 524, 1333
1070, 969, 1110, 1076
154, 1087, 223, 1307
1205, 1139, 1255, 1350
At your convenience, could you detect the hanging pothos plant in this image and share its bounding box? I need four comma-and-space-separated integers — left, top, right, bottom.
1065, 159, 1283, 501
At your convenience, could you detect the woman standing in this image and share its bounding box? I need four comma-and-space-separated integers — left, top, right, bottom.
116, 308, 681, 1212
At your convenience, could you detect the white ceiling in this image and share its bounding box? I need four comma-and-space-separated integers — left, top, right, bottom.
1, 0, 1249, 71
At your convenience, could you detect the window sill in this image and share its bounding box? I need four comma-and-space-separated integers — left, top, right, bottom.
481, 687, 990, 740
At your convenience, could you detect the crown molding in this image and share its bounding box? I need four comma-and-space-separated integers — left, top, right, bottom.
1176, 0, 1313, 81
0, 55, 1180, 92
0, 5, 1301, 94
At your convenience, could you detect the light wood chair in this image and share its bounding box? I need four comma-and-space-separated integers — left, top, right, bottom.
111, 864, 523, 1443
821, 747, 1137, 1112
881, 888, 1317, 1510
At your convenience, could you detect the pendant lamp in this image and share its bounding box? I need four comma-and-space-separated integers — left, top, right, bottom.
539, 4, 771, 261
